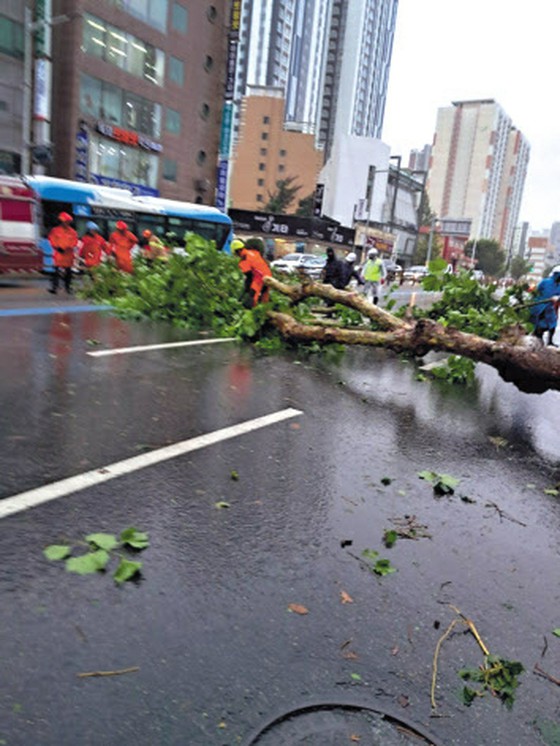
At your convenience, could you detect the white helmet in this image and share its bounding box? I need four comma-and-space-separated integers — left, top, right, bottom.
551, 265, 560, 275
346, 252, 357, 262
368, 248, 378, 258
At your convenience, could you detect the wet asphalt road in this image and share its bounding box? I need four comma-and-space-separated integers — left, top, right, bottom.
1, 279, 560, 746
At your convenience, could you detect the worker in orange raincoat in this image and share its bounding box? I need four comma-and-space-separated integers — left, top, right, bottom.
48, 212, 78, 294
231, 238, 272, 307
108, 220, 138, 273
79, 221, 107, 272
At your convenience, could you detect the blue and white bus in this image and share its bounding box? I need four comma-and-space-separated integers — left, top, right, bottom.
24, 176, 233, 272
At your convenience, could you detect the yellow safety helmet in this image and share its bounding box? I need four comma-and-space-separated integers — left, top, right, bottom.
231, 238, 246, 253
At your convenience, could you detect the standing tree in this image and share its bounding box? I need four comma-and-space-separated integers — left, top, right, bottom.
295, 193, 314, 217
264, 177, 302, 214
465, 239, 506, 278
509, 255, 532, 280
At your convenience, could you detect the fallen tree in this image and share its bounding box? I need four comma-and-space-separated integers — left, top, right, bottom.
264, 276, 560, 395
79, 237, 560, 395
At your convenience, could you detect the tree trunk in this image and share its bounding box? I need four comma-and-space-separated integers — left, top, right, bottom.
264, 277, 560, 394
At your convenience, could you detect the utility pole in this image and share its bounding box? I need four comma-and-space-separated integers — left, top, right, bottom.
426, 216, 436, 265
22, 5, 33, 174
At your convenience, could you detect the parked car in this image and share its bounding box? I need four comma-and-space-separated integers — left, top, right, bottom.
403, 265, 429, 282
271, 253, 326, 279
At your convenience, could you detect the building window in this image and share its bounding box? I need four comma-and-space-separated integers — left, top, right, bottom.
165, 107, 181, 134
279, 149, 286, 157
0, 15, 24, 59
171, 3, 188, 33
204, 55, 214, 72
256, 194, 263, 202
278, 164, 285, 172
169, 56, 184, 86
261, 132, 268, 140
263, 116, 270, 124
197, 150, 207, 165
260, 148, 267, 156
89, 133, 159, 188
207, 5, 217, 22
258, 163, 265, 171
82, 14, 165, 86
80, 73, 162, 139
257, 178, 264, 186
107, 0, 169, 33
163, 158, 177, 181
200, 103, 210, 120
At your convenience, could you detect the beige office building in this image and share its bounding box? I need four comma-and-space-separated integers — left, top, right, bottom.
229, 87, 324, 213
427, 99, 529, 252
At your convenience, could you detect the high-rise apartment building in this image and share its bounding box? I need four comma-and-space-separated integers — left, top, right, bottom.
427, 99, 530, 251
2, 0, 227, 202
233, 0, 398, 155
0, 1, 26, 175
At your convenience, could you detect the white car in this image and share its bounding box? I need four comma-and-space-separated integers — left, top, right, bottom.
403, 265, 429, 282
271, 253, 326, 278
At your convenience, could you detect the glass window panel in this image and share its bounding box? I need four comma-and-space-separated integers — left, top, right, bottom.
165, 108, 181, 134
163, 159, 177, 181
82, 15, 106, 59
106, 25, 128, 69
100, 142, 120, 178
123, 91, 141, 131
0, 16, 24, 59
149, 0, 169, 32
128, 0, 149, 22
142, 42, 164, 86
80, 74, 102, 118
172, 3, 188, 33
101, 82, 122, 125
152, 49, 165, 86
121, 147, 140, 183
169, 56, 184, 86
128, 37, 147, 78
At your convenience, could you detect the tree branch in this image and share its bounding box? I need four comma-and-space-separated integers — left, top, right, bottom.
265, 279, 560, 394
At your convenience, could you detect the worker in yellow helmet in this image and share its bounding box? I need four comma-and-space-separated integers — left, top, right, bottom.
231, 238, 272, 307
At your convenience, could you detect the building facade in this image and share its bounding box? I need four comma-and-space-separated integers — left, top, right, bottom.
427, 99, 530, 253
4, 0, 227, 202
0, 1, 26, 175
229, 86, 323, 212
232, 0, 398, 155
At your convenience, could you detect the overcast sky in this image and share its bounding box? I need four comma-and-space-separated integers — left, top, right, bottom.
382, 0, 559, 233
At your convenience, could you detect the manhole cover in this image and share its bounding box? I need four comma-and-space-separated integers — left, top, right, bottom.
245, 703, 440, 746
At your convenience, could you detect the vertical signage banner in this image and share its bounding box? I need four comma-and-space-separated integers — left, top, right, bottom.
219, 102, 233, 158
33, 58, 51, 120
225, 38, 238, 100
215, 159, 229, 211
229, 0, 241, 37
313, 184, 324, 217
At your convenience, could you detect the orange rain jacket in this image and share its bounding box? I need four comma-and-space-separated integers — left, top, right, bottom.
79, 233, 108, 268
238, 248, 272, 305
108, 229, 138, 273
48, 225, 78, 268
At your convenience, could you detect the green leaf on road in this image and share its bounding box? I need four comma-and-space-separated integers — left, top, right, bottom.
113, 558, 143, 584
230, 470, 239, 481
372, 558, 397, 576
86, 533, 119, 551
418, 470, 460, 495
44, 544, 71, 561
381, 477, 392, 486
552, 629, 560, 637
350, 673, 362, 681
362, 549, 379, 561
383, 530, 398, 548
544, 488, 559, 496
215, 501, 231, 509
120, 527, 149, 549
66, 550, 110, 575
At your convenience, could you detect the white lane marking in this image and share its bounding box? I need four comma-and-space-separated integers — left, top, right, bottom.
87, 337, 236, 357
0, 408, 303, 520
